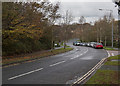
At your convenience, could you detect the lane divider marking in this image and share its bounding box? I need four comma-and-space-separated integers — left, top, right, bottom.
70, 48, 88, 60
70, 55, 80, 60
49, 61, 65, 67
8, 68, 43, 80
7, 48, 88, 80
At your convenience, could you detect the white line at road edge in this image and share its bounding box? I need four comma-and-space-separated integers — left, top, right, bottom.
8, 68, 43, 80
49, 61, 65, 67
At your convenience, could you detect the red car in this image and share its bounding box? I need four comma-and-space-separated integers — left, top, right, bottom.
94, 43, 103, 49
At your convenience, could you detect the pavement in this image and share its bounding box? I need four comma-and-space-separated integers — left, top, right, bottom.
2, 41, 108, 84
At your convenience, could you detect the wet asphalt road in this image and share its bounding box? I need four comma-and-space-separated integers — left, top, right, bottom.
2, 42, 108, 84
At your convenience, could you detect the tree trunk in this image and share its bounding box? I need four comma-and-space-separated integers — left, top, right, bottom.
105, 36, 107, 46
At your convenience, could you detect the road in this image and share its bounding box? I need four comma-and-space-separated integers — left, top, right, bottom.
2, 41, 108, 84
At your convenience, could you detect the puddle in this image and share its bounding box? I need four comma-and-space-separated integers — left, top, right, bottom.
111, 59, 120, 61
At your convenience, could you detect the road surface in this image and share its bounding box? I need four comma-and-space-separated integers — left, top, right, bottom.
2, 42, 108, 84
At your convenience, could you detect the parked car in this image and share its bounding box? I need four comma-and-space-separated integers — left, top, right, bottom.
87, 43, 91, 47
94, 43, 103, 49
82, 43, 86, 46
90, 42, 96, 47
80, 43, 83, 46
54, 43, 60, 47
73, 42, 77, 45
73, 41, 80, 46
76, 42, 80, 46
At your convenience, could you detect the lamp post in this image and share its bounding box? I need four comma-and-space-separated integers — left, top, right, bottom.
99, 9, 114, 48
113, 0, 120, 48
112, 0, 120, 15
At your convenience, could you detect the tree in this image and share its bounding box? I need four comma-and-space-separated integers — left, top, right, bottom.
48, 2, 61, 50
2, 1, 61, 56
62, 10, 74, 49
78, 16, 86, 42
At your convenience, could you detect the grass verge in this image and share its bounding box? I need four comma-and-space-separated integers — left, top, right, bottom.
103, 46, 116, 51
86, 55, 120, 84
86, 70, 120, 84
104, 61, 120, 66
2, 47, 73, 66
104, 55, 120, 66
107, 55, 120, 60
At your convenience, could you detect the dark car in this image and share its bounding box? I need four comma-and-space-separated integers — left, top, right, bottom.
73, 41, 77, 45
94, 43, 103, 49
73, 41, 80, 46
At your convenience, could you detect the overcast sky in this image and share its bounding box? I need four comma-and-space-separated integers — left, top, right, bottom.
50, 0, 118, 24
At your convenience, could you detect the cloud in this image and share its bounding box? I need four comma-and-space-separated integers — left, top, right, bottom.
59, 2, 118, 23
50, 0, 112, 2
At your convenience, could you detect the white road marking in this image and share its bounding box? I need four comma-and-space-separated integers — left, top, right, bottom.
49, 61, 65, 67
70, 48, 88, 60
8, 68, 43, 80
111, 53, 114, 56
82, 48, 88, 54
72, 58, 106, 85
70, 56, 78, 60
107, 51, 110, 57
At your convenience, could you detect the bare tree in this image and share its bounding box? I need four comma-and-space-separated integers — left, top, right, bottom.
79, 16, 86, 42
49, 2, 61, 50
62, 10, 74, 49
79, 16, 86, 24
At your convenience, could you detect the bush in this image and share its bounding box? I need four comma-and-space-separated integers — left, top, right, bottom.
3, 34, 52, 56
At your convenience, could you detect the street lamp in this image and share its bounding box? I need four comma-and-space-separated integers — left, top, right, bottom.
99, 9, 114, 48
113, 0, 120, 15
113, 0, 120, 49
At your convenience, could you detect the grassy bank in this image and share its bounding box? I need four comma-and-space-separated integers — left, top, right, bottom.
86, 70, 120, 84
103, 46, 116, 51
2, 47, 73, 66
86, 55, 120, 84
104, 55, 120, 66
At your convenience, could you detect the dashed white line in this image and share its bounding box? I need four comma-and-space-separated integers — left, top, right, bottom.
8, 68, 43, 80
70, 48, 88, 60
49, 61, 65, 67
